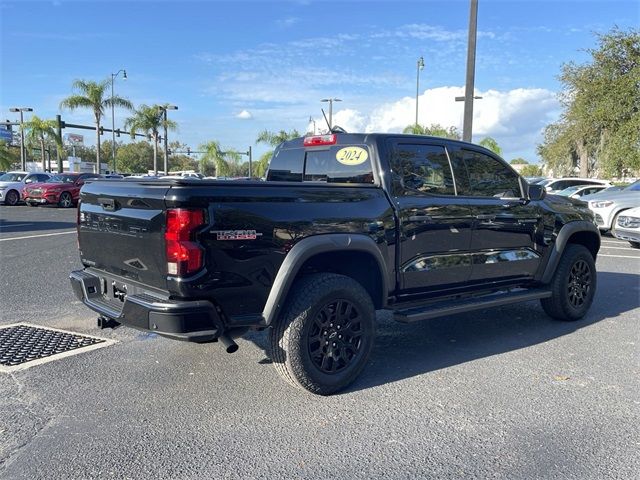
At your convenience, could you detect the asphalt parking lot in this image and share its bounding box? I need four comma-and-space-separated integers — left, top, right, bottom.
1, 205, 639, 479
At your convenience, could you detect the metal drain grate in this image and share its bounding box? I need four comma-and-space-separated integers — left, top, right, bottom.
0, 323, 115, 372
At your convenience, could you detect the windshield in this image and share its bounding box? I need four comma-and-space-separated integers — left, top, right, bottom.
47, 174, 77, 183
624, 180, 640, 191
0, 173, 27, 182
557, 186, 581, 196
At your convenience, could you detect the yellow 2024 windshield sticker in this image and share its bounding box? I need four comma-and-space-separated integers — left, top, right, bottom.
335, 147, 369, 166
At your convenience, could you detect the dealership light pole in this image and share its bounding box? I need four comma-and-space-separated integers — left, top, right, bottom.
110, 69, 127, 173
462, 0, 479, 142
9, 107, 33, 171
158, 105, 178, 175
415, 56, 425, 127
320, 98, 341, 130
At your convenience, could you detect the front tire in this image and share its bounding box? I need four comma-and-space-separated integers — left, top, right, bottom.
5, 189, 19, 206
58, 192, 73, 208
541, 244, 597, 321
269, 273, 375, 395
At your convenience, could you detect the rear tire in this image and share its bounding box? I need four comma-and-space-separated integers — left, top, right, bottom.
269, 273, 375, 395
58, 191, 73, 208
630, 241, 640, 249
541, 244, 597, 321
5, 189, 19, 206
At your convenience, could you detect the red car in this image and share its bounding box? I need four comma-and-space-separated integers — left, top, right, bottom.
23, 173, 102, 208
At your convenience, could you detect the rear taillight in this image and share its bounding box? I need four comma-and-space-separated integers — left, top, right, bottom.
303, 134, 337, 146
165, 208, 206, 276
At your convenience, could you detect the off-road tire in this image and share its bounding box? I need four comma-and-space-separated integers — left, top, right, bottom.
5, 189, 19, 206
269, 273, 375, 395
541, 244, 596, 321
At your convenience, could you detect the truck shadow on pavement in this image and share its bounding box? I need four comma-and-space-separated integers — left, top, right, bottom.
246, 271, 638, 394
0, 219, 76, 234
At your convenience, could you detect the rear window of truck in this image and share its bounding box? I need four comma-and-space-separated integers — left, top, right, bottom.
267, 145, 374, 184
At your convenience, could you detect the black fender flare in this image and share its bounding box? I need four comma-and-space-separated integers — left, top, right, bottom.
262, 234, 389, 326
541, 220, 600, 284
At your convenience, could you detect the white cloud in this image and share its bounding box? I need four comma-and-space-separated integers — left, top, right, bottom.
236, 110, 253, 119
329, 86, 559, 161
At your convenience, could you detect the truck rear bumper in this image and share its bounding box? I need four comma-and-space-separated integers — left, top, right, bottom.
70, 269, 223, 342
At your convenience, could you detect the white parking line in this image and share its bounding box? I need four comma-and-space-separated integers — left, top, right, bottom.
598, 254, 640, 259
0, 230, 76, 242
600, 246, 638, 251
0, 223, 33, 228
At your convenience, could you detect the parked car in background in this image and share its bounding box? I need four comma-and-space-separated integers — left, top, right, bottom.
544, 178, 610, 193
612, 206, 640, 248
525, 176, 547, 184
556, 184, 607, 199
586, 180, 640, 232
103, 174, 124, 179
0, 171, 53, 206
23, 172, 102, 208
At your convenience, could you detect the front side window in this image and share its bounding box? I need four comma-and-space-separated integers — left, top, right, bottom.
451, 149, 521, 198
391, 144, 455, 196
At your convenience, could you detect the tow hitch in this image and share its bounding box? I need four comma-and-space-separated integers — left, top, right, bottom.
97, 316, 120, 329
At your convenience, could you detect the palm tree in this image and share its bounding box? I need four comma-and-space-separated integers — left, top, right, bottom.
402, 123, 461, 140
60, 78, 133, 174
199, 140, 229, 177
125, 104, 176, 175
255, 129, 302, 178
23, 116, 63, 171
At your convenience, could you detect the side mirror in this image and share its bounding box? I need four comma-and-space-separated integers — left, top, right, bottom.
527, 184, 546, 201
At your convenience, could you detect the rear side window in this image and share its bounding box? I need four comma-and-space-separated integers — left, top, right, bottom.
267, 145, 374, 184
451, 149, 521, 198
391, 144, 455, 195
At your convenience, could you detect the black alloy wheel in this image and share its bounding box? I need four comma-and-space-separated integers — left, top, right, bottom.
567, 259, 591, 308
307, 299, 364, 375
269, 273, 375, 395
541, 244, 597, 321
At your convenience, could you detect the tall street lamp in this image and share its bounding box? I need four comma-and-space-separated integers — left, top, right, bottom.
158, 105, 178, 175
320, 98, 341, 130
415, 56, 425, 127
110, 69, 127, 173
9, 107, 33, 171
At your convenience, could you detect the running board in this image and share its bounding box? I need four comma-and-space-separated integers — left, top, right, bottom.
392, 289, 552, 323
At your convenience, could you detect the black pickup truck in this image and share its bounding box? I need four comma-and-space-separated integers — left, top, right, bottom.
70, 133, 600, 394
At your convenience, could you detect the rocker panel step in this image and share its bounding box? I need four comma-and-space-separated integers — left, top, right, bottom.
392, 289, 552, 323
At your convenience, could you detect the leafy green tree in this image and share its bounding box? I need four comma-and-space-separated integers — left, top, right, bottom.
403, 123, 461, 140
253, 151, 272, 178
520, 164, 543, 177
115, 141, 153, 173
23, 115, 63, 171
479, 137, 503, 156
538, 27, 640, 177
125, 104, 177, 175
0, 140, 20, 170
60, 78, 133, 174
510, 158, 529, 165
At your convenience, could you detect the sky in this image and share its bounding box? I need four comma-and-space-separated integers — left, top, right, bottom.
0, 0, 637, 163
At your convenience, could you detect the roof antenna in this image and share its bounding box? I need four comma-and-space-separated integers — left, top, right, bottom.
321, 108, 331, 133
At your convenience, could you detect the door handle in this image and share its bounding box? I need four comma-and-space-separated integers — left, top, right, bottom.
475, 214, 495, 220
408, 214, 432, 222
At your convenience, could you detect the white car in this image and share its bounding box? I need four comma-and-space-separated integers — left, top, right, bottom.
544, 177, 610, 193
0, 171, 53, 206
556, 184, 607, 199
613, 206, 640, 248
587, 181, 640, 232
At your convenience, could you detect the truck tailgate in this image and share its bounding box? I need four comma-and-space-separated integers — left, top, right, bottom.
77, 180, 171, 291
